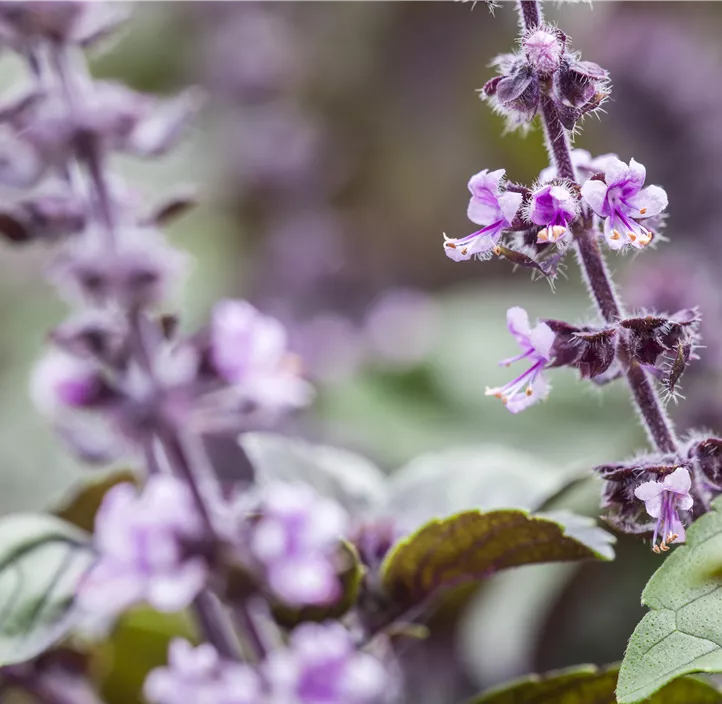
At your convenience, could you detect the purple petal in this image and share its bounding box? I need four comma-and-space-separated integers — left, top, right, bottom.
634, 481, 664, 518
626, 185, 668, 219
603, 217, 629, 250
506, 373, 549, 414
147, 558, 208, 612
468, 168, 505, 199
625, 158, 647, 192
506, 306, 531, 341
530, 322, 555, 360
678, 494, 694, 512
662, 466, 692, 495
602, 157, 630, 187
443, 227, 497, 261
497, 191, 523, 225
580, 179, 608, 217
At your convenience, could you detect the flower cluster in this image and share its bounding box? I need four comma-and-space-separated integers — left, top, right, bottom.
146, 624, 388, 704
443, 2, 719, 553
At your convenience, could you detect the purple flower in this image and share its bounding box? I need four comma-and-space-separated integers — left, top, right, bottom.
78, 477, 209, 619
527, 183, 577, 244
443, 169, 522, 261
485, 307, 555, 413
634, 467, 694, 552
264, 622, 388, 704
144, 639, 261, 704
30, 350, 111, 416
247, 482, 349, 606
581, 157, 668, 250
210, 300, 313, 419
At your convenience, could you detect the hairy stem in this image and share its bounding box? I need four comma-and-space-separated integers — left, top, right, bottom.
519, 0, 678, 455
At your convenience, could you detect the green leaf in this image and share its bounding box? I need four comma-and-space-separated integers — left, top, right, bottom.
0, 513, 94, 665
618, 497, 722, 703
241, 433, 387, 516
97, 607, 196, 704
386, 445, 573, 532
470, 664, 722, 704
380, 509, 614, 607
53, 469, 138, 533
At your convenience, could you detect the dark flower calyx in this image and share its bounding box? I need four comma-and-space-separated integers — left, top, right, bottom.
620, 310, 699, 366
543, 319, 617, 378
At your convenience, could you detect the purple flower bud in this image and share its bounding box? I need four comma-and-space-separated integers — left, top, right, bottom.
522, 27, 564, 76
443, 169, 522, 261
483, 49, 543, 129
50, 227, 188, 309
264, 622, 389, 704
526, 183, 578, 244
581, 157, 668, 250
554, 55, 609, 109
635, 467, 694, 552
144, 639, 260, 704
245, 482, 349, 606
544, 319, 617, 379
620, 310, 699, 367
78, 477, 209, 619
210, 300, 313, 419
486, 307, 554, 413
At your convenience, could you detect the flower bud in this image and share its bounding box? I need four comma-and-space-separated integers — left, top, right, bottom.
554, 55, 609, 109
522, 26, 564, 77
484, 53, 540, 127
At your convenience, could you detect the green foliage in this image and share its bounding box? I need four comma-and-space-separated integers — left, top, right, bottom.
54, 469, 138, 533
618, 498, 722, 703
97, 607, 196, 704
380, 509, 614, 607
470, 665, 722, 704
241, 433, 387, 517
0, 514, 94, 665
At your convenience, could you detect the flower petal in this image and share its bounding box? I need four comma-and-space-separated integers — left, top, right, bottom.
603, 217, 628, 250
626, 158, 647, 191
678, 494, 694, 512
506, 372, 549, 414
506, 306, 531, 342
498, 191, 523, 225
529, 322, 555, 360
626, 185, 668, 219
663, 466, 692, 495
580, 179, 608, 217
602, 157, 630, 187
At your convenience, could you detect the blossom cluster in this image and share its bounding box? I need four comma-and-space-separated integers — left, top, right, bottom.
445, 13, 714, 553
0, 4, 393, 703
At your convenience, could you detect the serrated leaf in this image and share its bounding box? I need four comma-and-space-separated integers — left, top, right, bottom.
381, 509, 614, 607
54, 469, 138, 533
386, 445, 571, 533
618, 497, 722, 703
0, 514, 94, 665
241, 433, 387, 516
470, 664, 722, 704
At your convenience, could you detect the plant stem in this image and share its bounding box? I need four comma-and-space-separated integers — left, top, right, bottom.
519, 0, 679, 455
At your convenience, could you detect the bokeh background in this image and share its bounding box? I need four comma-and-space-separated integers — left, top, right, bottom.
0, 2, 720, 701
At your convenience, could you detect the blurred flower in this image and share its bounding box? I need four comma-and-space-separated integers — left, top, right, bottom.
581, 157, 668, 250
145, 639, 260, 704
264, 622, 388, 704
634, 466, 693, 552
210, 300, 313, 419
443, 169, 522, 261
527, 183, 577, 244
78, 478, 209, 618
30, 350, 111, 417
485, 307, 554, 413
246, 482, 349, 606
49, 226, 188, 309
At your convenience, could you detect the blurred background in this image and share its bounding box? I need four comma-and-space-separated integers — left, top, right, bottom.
0, 1, 720, 701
